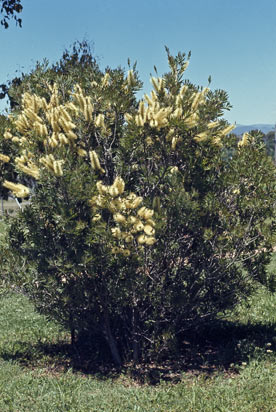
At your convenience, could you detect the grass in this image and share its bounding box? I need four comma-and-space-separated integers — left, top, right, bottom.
0, 197, 28, 216
0, 287, 275, 411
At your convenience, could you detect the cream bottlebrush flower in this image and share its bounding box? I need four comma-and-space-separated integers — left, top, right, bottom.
238, 132, 250, 147
16, 164, 40, 180
58, 133, 69, 145
111, 246, 121, 254
89, 150, 101, 171
124, 113, 133, 123
169, 166, 179, 174
113, 213, 127, 224
128, 216, 138, 225
96, 181, 108, 195
3, 131, 13, 140
144, 236, 156, 246
127, 70, 136, 87
138, 207, 154, 220
194, 132, 209, 143
144, 225, 155, 236
109, 186, 120, 198
133, 221, 144, 232
207, 121, 220, 129
121, 249, 131, 257
145, 218, 155, 227
92, 213, 101, 222
95, 114, 105, 128
77, 148, 87, 157
137, 234, 147, 244
111, 227, 122, 238
126, 194, 143, 209
53, 160, 64, 177
113, 177, 125, 195
125, 234, 134, 243
220, 124, 235, 136
66, 130, 78, 141
3, 181, 30, 198
0, 154, 10, 163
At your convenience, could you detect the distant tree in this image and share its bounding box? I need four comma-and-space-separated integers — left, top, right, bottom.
264, 130, 275, 159
1, 0, 23, 28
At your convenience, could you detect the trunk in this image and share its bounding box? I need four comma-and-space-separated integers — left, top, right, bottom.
70, 327, 76, 346
132, 306, 140, 363
103, 308, 121, 366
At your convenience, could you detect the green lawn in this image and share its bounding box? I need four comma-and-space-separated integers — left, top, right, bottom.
0, 286, 275, 411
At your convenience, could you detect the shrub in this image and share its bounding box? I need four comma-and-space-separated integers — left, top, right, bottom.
1, 44, 276, 364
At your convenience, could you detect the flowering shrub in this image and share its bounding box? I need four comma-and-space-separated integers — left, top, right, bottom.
1, 44, 276, 364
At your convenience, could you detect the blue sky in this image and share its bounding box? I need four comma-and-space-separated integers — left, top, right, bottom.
1, 0, 276, 125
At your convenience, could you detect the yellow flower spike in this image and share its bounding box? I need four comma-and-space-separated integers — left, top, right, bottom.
66, 130, 78, 140
92, 213, 101, 222
145, 237, 156, 246
84, 103, 93, 122
16, 164, 40, 180
170, 166, 179, 174
131, 196, 143, 209
125, 234, 134, 243
4, 131, 13, 139
89, 150, 100, 170
137, 206, 146, 217
102, 72, 110, 87
128, 216, 138, 224
137, 234, 147, 245
133, 221, 144, 232
49, 137, 58, 148
111, 227, 122, 238
122, 249, 131, 257
53, 161, 63, 177
194, 132, 209, 143
124, 113, 133, 123
3, 181, 30, 198
109, 186, 120, 198
191, 92, 201, 111
113, 213, 126, 224
66, 102, 79, 116
150, 90, 158, 102
146, 137, 154, 146
220, 124, 235, 136
96, 181, 108, 195
59, 107, 72, 123
179, 85, 188, 96
238, 132, 250, 147
127, 70, 135, 87
111, 246, 121, 254
95, 114, 105, 128
144, 225, 155, 236
143, 208, 154, 220
0, 154, 10, 163
207, 121, 220, 129
146, 218, 156, 227
138, 101, 145, 119
171, 107, 183, 119
171, 137, 178, 150
135, 114, 145, 127
77, 148, 87, 157
151, 77, 161, 93
39, 124, 48, 137
58, 133, 69, 145
114, 177, 125, 195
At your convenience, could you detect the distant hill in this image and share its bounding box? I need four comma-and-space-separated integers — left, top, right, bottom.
234, 124, 274, 136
